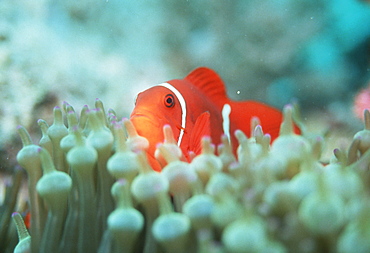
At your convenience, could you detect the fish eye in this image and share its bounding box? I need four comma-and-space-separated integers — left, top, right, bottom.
164, 94, 175, 108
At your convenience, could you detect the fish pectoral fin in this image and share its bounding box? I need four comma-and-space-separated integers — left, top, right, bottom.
189, 111, 211, 155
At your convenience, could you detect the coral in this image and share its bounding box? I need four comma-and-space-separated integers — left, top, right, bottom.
1, 100, 370, 253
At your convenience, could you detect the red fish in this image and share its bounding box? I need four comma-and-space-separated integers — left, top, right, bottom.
130, 67, 299, 171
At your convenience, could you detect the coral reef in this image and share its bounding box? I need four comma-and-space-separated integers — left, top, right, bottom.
1, 100, 370, 252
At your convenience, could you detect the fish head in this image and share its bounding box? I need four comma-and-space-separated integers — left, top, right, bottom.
130, 84, 184, 171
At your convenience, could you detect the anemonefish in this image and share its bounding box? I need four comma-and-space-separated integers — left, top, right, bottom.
130, 67, 300, 171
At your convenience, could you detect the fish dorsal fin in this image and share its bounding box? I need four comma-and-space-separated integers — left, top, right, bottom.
185, 67, 227, 104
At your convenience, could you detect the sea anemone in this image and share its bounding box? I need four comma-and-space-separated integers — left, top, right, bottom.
1, 100, 370, 253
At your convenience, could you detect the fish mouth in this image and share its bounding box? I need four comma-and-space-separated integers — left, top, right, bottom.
130, 112, 162, 128
130, 112, 166, 172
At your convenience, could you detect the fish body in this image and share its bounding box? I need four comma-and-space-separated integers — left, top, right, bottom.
130, 67, 298, 171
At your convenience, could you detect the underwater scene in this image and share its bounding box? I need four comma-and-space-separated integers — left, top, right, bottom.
1, 0, 370, 252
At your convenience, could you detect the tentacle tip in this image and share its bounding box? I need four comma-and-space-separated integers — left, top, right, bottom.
234, 129, 247, 141
316, 135, 323, 141
202, 135, 211, 142
117, 178, 127, 185
333, 148, 341, 157
156, 143, 163, 149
